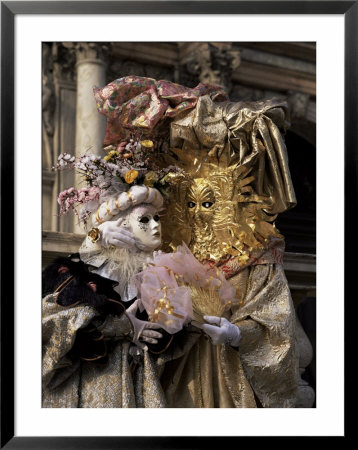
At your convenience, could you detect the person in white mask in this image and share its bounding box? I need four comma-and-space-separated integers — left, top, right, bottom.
79, 184, 166, 350
42, 184, 171, 408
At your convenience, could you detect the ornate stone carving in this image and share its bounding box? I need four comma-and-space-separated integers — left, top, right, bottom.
180, 43, 241, 93
287, 91, 310, 120
72, 42, 111, 66
52, 43, 77, 82
51, 43, 111, 83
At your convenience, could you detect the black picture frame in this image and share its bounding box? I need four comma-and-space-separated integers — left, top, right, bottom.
1, 1, 353, 448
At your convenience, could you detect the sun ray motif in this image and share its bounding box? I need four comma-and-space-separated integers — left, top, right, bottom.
159, 146, 283, 264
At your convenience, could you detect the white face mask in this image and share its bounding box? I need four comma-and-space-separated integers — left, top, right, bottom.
127, 205, 162, 250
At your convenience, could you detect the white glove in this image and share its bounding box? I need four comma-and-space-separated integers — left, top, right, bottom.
98, 218, 151, 251
98, 218, 136, 249
126, 300, 163, 350
194, 315, 241, 347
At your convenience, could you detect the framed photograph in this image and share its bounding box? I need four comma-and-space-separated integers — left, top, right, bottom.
1, 1, 352, 447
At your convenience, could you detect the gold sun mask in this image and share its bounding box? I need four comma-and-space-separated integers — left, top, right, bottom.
160, 146, 281, 263
158, 96, 296, 263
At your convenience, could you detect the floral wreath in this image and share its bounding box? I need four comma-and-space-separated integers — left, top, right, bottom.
54, 136, 183, 225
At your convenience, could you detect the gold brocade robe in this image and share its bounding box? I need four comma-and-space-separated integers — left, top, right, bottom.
153, 96, 299, 407
157, 262, 299, 408
42, 261, 299, 408
42, 294, 167, 408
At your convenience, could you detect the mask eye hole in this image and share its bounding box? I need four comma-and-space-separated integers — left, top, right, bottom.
153, 215, 160, 222
188, 201, 196, 208
202, 202, 213, 208
139, 216, 150, 224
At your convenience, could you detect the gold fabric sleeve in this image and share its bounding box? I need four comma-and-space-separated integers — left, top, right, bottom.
42, 293, 99, 392
42, 294, 168, 408
96, 313, 133, 339
229, 264, 300, 407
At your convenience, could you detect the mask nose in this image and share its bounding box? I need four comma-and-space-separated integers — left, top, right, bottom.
190, 203, 200, 216
151, 219, 160, 232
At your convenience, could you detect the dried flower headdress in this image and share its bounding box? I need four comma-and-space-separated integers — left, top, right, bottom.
53, 75, 228, 226
54, 137, 183, 225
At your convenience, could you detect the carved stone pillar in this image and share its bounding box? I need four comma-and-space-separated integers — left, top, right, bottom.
73, 43, 108, 233
74, 43, 108, 156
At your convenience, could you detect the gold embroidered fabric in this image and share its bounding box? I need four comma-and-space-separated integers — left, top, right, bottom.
157, 263, 299, 408
229, 264, 299, 407
96, 313, 133, 339
42, 294, 166, 408
42, 261, 298, 408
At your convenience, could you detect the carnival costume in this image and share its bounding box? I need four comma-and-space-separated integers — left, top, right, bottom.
42, 76, 300, 408
154, 95, 300, 407
42, 186, 174, 407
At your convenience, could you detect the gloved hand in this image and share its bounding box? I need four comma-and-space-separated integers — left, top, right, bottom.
98, 218, 136, 249
194, 315, 241, 347
126, 300, 163, 350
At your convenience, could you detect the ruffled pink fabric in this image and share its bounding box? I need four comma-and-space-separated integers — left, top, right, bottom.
93, 76, 228, 145
154, 244, 236, 302
135, 266, 193, 335
135, 244, 236, 334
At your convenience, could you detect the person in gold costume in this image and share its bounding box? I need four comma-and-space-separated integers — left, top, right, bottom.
145, 94, 299, 408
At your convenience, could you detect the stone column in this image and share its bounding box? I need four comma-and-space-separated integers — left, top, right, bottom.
73, 43, 108, 233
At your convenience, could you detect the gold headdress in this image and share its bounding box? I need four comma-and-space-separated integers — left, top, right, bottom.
159, 95, 296, 263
